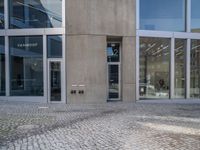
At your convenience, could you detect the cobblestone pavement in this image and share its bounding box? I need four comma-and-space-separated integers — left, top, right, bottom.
0, 101, 200, 150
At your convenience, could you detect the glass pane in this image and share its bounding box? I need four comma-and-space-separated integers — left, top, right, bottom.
109, 65, 119, 99
191, 0, 200, 32
140, 0, 186, 32
50, 62, 61, 101
140, 37, 170, 99
190, 40, 200, 98
175, 39, 186, 98
10, 36, 43, 96
9, 0, 62, 29
47, 35, 62, 58
107, 43, 120, 62
0, 0, 4, 29
0, 37, 5, 96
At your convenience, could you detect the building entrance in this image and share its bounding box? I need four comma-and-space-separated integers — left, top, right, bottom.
107, 42, 121, 101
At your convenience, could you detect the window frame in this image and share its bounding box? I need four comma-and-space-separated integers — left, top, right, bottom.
136, 0, 200, 100
0, 0, 66, 103
137, 0, 191, 33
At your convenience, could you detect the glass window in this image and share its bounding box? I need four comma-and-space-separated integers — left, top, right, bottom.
47, 35, 62, 58
140, 0, 186, 32
9, 0, 62, 29
190, 40, 200, 98
107, 43, 120, 62
9, 36, 43, 96
140, 37, 170, 99
0, 37, 5, 96
0, 0, 4, 29
191, 0, 200, 32
175, 39, 186, 98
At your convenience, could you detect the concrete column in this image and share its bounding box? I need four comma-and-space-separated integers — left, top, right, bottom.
122, 36, 136, 102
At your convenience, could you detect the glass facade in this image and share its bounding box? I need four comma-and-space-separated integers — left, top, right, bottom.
191, 0, 200, 32
9, 0, 62, 29
175, 39, 186, 98
0, 37, 5, 96
190, 40, 200, 98
9, 36, 43, 96
140, 37, 170, 99
140, 0, 186, 32
0, 0, 4, 29
138, 0, 200, 100
1, 0, 200, 102
47, 35, 62, 58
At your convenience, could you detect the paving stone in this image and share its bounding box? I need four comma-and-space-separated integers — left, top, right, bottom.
0, 101, 199, 149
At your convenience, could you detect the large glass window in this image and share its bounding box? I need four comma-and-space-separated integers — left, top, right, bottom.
47, 35, 62, 58
0, 37, 5, 96
140, 0, 186, 32
191, 0, 200, 32
140, 37, 170, 99
9, 0, 62, 29
0, 0, 4, 29
175, 39, 186, 98
9, 36, 43, 96
190, 40, 200, 98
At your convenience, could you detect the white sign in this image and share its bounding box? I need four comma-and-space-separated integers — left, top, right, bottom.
17, 43, 38, 48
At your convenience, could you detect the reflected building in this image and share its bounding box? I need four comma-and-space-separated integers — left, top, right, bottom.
9, 0, 62, 28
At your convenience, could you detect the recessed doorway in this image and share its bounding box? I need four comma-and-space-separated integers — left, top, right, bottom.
107, 42, 121, 101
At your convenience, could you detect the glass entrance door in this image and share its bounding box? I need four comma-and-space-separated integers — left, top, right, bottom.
107, 42, 121, 101
108, 64, 120, 100
49, 61, 61, 102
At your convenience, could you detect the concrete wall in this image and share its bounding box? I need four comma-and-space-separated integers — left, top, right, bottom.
122, 37, 136, 102
66, 35, 107, 104
66, 0, 136, 103
66, 0, 136, 36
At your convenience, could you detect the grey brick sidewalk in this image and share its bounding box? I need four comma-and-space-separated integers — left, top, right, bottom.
0, 101, 200, 150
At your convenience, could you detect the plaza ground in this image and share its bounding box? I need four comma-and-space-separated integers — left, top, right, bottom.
0, 101, 200, 150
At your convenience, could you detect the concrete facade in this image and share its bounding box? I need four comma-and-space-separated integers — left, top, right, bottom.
65, 0, 136, 103
0, 0, 137, 104
1, 0, 200, 103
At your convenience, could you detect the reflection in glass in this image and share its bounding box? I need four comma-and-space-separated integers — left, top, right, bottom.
9, 36, 43, 96
0, 0, 4, 29
108, 65, 119, 99
50, 62, 61, 101
107, 43, 120, 62
191, 0, 200, 32
9, 0, 62, 29
47, 35, 62, 58
140, 37, 170, 99
0, 37, 5, 96
190, 40, 200, 98
175, 39, 186, 98
140, 0, 186, 31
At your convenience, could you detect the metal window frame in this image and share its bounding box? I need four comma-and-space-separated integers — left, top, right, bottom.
0, 0, 66, 103
47, 59, 65, 103
136, 0, 200, 101
106, 42, 122, 101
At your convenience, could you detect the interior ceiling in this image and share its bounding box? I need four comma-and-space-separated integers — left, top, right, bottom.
140, 38, 200, 57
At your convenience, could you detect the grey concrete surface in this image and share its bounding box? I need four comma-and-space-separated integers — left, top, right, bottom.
66, 0, 136, 36
65, 0, 137, 103
0, 101, 200, 150
122, 37, 136, 102
66, 35, 107, 104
